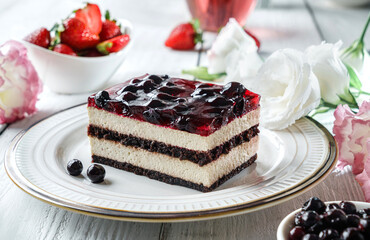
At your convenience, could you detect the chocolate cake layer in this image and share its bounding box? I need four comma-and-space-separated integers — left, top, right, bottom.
92, 154, 257, 192
88, 124, 259, 166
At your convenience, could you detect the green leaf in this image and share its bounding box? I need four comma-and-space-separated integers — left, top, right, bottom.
337, 89, 359, 109
345, 64, 362, 90
182, 67, 226, 81
190, 19, 203, 44
105, 10, 110, 20
191, 19, 200, 32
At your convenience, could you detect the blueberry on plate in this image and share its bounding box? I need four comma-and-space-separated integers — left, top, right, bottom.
87, 164, 106, 183
67, 159, 83, 176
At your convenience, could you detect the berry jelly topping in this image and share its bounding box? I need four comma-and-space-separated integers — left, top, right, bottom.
88, 74, 260, 136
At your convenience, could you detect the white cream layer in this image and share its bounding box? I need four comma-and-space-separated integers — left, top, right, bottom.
89, 136, 258, 187
87, 107, 260, 151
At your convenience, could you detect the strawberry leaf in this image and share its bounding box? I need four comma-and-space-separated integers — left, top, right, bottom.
190, 19, 203, 44
105, 10, 110, 20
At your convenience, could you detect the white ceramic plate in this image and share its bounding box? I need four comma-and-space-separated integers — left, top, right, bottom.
277, 201, 370, 240
5, 104, 337, 222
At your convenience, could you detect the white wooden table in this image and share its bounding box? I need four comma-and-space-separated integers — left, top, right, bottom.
0, 0, 369, 239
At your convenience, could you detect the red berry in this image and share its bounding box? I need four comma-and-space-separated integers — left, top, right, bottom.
75, 3, 102, 35
81, 49, 104, 57
53, 44, 77, 56
24, 27, 51, 48
96, 34, 130, 55
61, 18, 100, 50
100, 20, 122, 41
165, 23, 198, 50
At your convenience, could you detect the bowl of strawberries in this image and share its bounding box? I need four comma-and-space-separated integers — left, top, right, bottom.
22, 3, 132, 94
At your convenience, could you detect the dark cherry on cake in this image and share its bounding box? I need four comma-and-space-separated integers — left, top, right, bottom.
288, 197, 370, 240
87, 74, 260, 136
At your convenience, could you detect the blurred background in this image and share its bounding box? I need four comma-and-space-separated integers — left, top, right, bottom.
0, 0, 369, 82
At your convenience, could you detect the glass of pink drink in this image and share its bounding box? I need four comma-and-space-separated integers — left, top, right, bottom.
186, 0, 257, 32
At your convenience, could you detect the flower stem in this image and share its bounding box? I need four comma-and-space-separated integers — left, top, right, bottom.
359, 12, 370, 43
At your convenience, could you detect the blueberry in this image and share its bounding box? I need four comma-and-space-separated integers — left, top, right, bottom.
173, 104, 188, 113
147, 99, 167, 108
175, 116, 189, 130
95, 91, 110, 108
307, 220, 325, 234
148, 75, 163, 84
192, 88, 216, 98
157, 93, 177, 101
302, 197, 326, 214
318, 229, 339, 239
340, 201, 357, 214
341, 227, 365, 240
140, 80, 156, 93
302, 233, 319, 240
158, 86, 184, 95
357, 209, 370, 219
120, 85, 140, 93
295, 211, 320, 229
67, 159, 83, 176
130, 78, 141, 84
221, 82, 246, 97
347, 214, 360, 227
163, 81, 175, 86
161, 74, 169, 79
233, 98, 245, 115
121, 92, 138, 102
359, 218, 370, 238
143, 109, 161, 124
207, 96, 233, 106
289, 226, 306, 240
326, 203, 340, 212
323, 209, 347, 230
87, 164, 106, 183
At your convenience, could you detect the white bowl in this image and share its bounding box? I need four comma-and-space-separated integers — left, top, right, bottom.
277, 201, 370, 240
21, 19, 133, 94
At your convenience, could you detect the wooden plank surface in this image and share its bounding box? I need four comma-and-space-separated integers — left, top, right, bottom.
0, 0, 368, 239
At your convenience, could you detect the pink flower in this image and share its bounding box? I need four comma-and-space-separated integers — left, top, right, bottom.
355, 141, 370, 201
333, 100, 370, 201
0, 40, 42, 124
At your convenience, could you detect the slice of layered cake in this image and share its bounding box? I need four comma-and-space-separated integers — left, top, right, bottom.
87, 74, 260, 192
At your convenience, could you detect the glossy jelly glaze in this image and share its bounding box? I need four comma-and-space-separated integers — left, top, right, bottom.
88, 74, 260, 136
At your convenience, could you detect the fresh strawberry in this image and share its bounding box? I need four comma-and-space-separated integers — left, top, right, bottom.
244, 29, 261, 49
75, 3, 102, 35
165, 19, 203, 50
80, 49, 104, 57
60, 18, 100, 50
100, 20, 121, 41
24, 27, 51, 48
96, 34, 130, 55
53, 44, 77, 56
100, 11, 121, 41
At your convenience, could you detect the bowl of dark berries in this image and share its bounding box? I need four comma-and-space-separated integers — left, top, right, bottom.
21, 3, 132, 94
277, 197, 370, 240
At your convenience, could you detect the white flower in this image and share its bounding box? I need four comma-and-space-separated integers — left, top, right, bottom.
341, 41, 370, 92
207, 18, 263, 82
305, 41, 355, 105
249, 49, 321, 130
